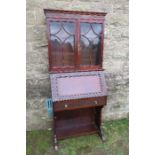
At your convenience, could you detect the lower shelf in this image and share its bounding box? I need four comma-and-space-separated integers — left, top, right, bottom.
56, 123, 98, 140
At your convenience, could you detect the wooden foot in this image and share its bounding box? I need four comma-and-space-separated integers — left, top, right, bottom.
54, 145, 58, 151
98, 128, 106, 142
54, 135, 58, 151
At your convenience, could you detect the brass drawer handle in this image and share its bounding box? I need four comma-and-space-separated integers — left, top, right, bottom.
94, 101, 98, 104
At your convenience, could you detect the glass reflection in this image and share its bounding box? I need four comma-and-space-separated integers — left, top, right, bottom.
85, 30, 97, 40
63, 22, 75, 34
50, 22, 61, 34
56, 28, 70, 42
92, 23, 102, 34
63, 36, 74, 65
50, 21, 75, 66
51, 36, 61, 52
81, 36, 89, 47
92, 37, 101, 65
80, 23, 90, 35
80, 37, 91, 65
51, 36, 62, 66
80, 23, 102, 66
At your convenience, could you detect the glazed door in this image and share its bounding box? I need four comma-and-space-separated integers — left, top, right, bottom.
48, 19, 77, 70
78, 20, 104, 70
48, 18, 104, 72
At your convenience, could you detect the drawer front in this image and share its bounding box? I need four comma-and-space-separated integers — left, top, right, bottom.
54, 97, 107, 111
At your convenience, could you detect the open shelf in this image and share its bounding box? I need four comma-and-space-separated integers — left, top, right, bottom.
56, 123, 98, 139
54, 108, 99, 139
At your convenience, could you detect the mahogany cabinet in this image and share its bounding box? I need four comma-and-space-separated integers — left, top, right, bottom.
44, 9, 107, 150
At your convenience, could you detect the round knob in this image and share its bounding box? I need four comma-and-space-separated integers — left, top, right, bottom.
65, 104, 68, 108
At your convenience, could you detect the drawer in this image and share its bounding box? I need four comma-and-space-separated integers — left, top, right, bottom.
54, 97, 107, 112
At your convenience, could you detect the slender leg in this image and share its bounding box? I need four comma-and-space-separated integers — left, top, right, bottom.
54, 134, 58, 151
95, 107, 106, 142
98, 127, 106, 142
53, 112, 58, 151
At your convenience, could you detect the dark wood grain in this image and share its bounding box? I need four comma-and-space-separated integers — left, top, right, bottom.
44, 9, 107, 17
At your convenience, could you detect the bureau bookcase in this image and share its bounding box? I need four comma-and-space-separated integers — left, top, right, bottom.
44, 9, 107, 150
